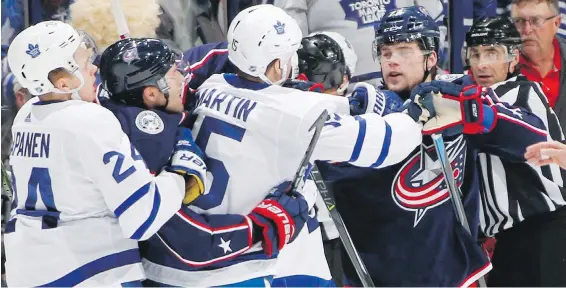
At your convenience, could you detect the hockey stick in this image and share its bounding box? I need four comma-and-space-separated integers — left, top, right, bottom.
310, 166, 375, 287
110, 0, 130, 39
290, 109, 329, 192
431, 134, 487, 287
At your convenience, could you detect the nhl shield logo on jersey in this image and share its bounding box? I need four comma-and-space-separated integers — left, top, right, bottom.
392, 135, 467, 227
135, 111, 165, 135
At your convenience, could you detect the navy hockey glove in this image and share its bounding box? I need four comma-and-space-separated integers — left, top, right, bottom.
249, 181, 310, 257
349, 82, 404, 116
165, 128, 208, 204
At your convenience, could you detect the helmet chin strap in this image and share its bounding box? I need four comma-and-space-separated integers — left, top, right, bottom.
336, 81, 348, 95
51, 71, 85, 101
259, 58, 291, 86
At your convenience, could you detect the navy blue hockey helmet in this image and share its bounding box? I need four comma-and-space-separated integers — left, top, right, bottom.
373, 6, 441, 61
99, 38, 190, 107
297, 34, 346, 91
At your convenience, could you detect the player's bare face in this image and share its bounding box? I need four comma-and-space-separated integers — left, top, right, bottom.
380, 43, 427, 94
73, 46, 98, 102
163, 65, 185, 113
469, 46, 514, 87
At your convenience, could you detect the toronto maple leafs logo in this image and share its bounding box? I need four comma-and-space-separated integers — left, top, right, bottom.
339, 0, 391, 29
392, 135, 467, 227
274, 21, 285, 35
26, 44, 40, 58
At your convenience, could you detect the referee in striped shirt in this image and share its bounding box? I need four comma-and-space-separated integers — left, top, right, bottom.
465, 16, 566, 286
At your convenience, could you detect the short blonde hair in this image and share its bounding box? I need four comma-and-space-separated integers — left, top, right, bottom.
69, 0, 161, 51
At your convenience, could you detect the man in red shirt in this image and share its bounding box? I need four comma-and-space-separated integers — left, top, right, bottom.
512, 0, 566, 117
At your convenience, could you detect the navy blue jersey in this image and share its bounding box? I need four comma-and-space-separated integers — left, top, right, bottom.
318, 83, 548, 286
183, 41, 232, 112
100, 98, 188, 173
98, 97, 262, 284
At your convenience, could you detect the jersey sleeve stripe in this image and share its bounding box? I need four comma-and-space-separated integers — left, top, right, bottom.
130, 185, 161, 240
41, 248, 141, 287
176, 210, 252, 234
371, 122, 392, 168
349, 116, 367, 162
155, 233, 251, 267
496, 113, 548, 136
482, 95, 548, 136
190, 49, 228, 71
114, 182, 151, 217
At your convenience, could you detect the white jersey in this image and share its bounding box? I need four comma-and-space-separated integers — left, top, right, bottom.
141, 73, 421, 286
273, 0, 445, 85
274, 180, 332, 284
4, 98, 185, 286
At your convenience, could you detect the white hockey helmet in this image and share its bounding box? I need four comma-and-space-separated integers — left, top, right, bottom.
227, 4, 302, 85
309, 31, 358, 77
7, 21, 97, 98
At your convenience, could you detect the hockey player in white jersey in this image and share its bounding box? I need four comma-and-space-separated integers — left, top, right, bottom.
274, 32, 355, 287
4, 21, 207, 287
156, 4, 424, 287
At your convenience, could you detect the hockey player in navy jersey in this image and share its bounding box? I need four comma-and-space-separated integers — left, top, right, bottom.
319, 6, 549, 286
97, 37, 312, 287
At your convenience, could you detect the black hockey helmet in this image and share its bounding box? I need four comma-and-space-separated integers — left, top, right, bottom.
466, 16, 522, 49
297, 34, 346, 91
99, 38, 189, 107
463, 16, 522, 68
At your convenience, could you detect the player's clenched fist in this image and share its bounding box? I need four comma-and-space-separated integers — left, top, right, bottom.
166, 128, 208, 204
248, 181, 310, 257
525, 141, 566, 169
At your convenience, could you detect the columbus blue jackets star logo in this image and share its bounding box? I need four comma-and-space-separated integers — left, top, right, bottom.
392, 135, 467, 227
26, 43, 40, 58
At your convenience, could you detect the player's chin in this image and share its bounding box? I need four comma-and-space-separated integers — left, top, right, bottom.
79, 86, 97, 103
385, 80, 408, 94
166, 102, 185, 114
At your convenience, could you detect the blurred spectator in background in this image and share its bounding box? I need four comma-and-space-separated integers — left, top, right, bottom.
1, 0, 72, 59
499, 0, 565, 38
511, 0, 566, 128
69, 0, 161, 52
1, 74, 33, 162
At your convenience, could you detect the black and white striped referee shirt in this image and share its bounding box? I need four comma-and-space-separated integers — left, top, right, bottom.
479, 75, 566, 237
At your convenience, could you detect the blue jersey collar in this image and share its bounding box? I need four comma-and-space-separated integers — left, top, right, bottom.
223, 74, 270, 91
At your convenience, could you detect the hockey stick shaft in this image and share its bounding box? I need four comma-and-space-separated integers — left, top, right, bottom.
431, 134, 470, 232
110, 0, 130, 39
290, 109, 329, 192
431, 134, 487, 287
310, 166, 374, 287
